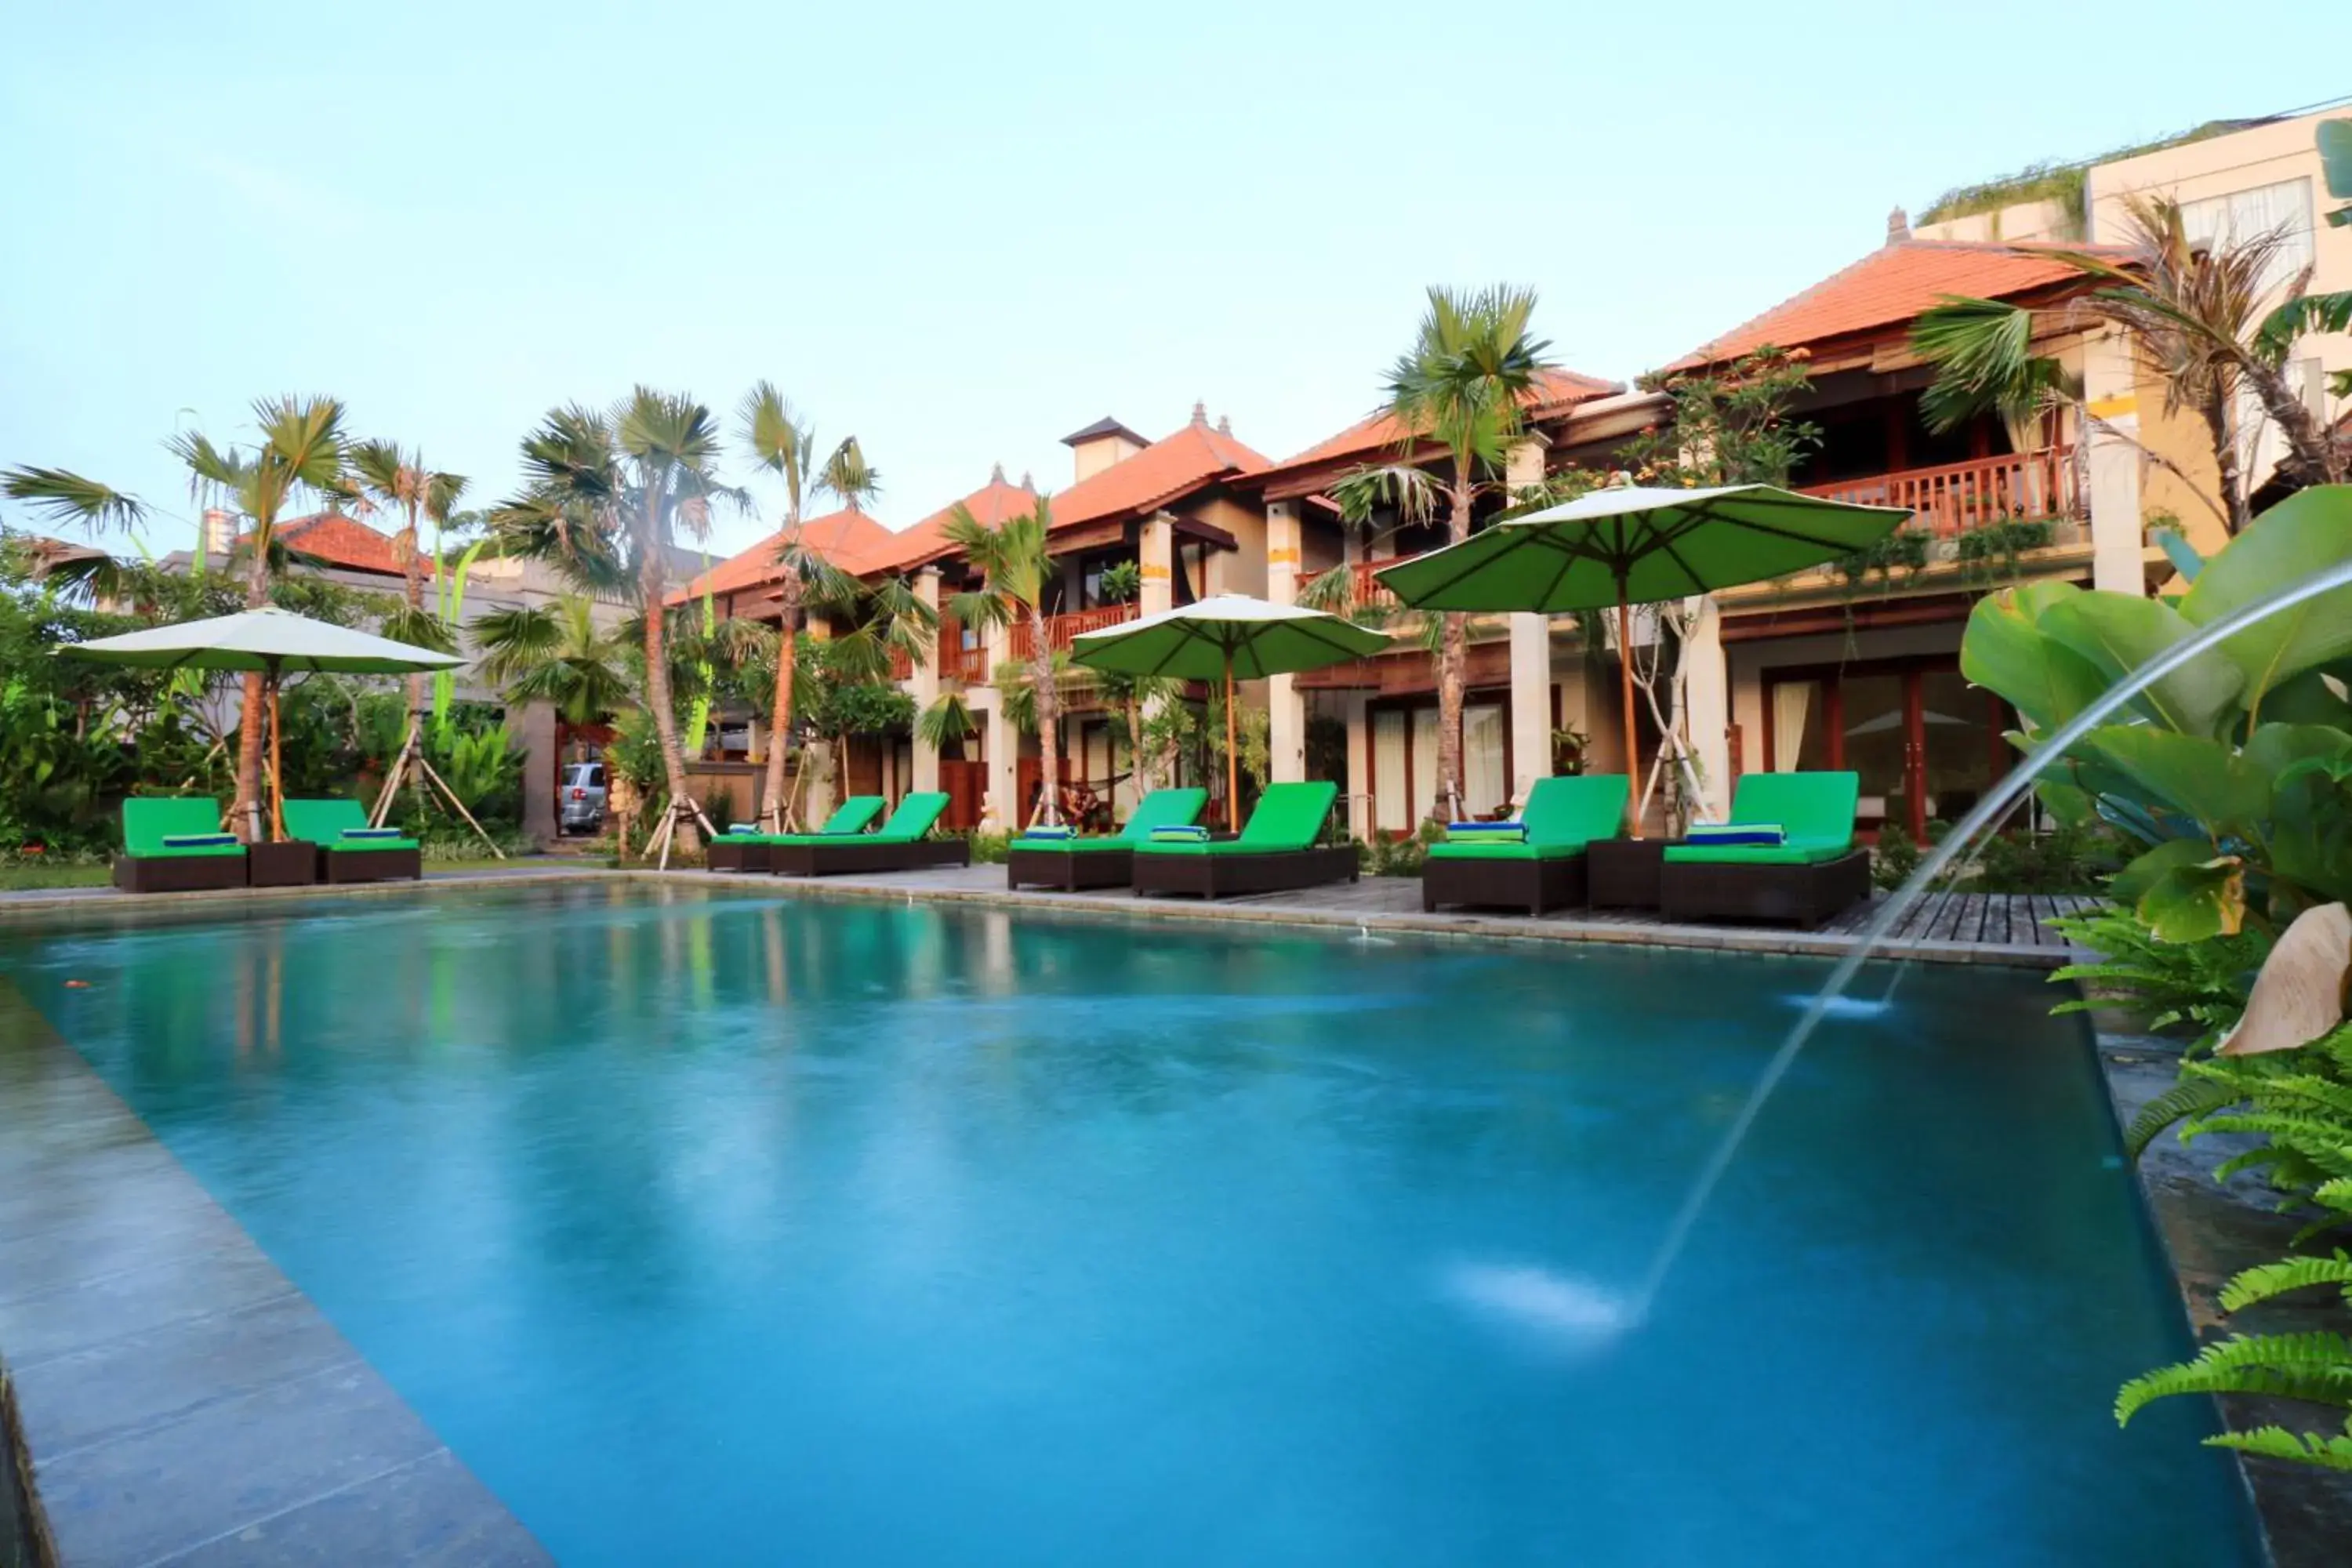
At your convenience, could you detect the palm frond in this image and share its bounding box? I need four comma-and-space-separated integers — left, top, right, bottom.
2, 466, 150, 534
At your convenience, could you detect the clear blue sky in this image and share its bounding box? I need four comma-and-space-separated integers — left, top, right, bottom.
3, 1, 2343, 561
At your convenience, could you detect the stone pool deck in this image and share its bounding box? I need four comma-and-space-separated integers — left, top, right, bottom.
0, 979, 550, 1567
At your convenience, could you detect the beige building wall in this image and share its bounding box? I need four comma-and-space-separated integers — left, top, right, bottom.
1197, 495, 1269, 599
2090, 110, 2350, 499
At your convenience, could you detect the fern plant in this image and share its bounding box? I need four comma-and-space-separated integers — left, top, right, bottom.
2118, 1254, 2352, 1471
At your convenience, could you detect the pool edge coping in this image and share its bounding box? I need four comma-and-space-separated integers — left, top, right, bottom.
0, 975, 555, 1567
0, 866, 2080, 971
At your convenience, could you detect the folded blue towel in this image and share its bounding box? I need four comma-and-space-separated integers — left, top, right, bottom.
1447, 822, 1527, 843
1447, 821, 1516, 833
1022, 823, 1076, 840
338, 827, 408, 841
160, 833, 239, 848
1686, 822, 1786, 847
1149, 825, 1210, 842
728, 822, 763, 836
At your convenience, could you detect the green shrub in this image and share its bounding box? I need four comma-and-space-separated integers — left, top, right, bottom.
1956, 519, 2055, 561
964, 831, 1011, 864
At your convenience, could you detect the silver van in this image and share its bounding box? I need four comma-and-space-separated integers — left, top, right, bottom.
559, 761, 608, 835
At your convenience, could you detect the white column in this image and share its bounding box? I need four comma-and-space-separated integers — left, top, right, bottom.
1265, 499, 1305, 784
1139, 513, 1176, 617
910, 567, 942, 794
1341, 692, 1370, 840
984, 617, 1018, 829
2081, 328, 2146, 593
1681, 596, 1730, 822
1504, 437, 1554, 808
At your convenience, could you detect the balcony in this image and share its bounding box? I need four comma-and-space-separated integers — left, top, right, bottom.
1348, 554, 1421, 611
937, 615, 989, 684
888, 645, 914, 681
1008, 603, 1137, 661
1798, 446, 2080, 537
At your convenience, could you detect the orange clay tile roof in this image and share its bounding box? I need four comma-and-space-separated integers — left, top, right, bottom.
258, 514, 423, 578
847, 471, 1043, 579
1664, 241, 2111, 373
866, 415, 1269, 575
670, 506, 897, 604
1254, 367, 1621, 483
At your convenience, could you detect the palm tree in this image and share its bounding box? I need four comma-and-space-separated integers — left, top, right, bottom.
471, 594, 634, 730
5, 396, 348, 838
1089, 668, 1181, 797
1336, 286, 1552, 820
347, 441, 468, 799
493, 390, 731, 844
1919, 198, 2352, 534
739, 383, 883, 829
946, 495, 1065, 826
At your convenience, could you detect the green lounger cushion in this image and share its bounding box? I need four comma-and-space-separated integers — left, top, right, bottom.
717, 795, 885, 844
1428, 775, 1631, 860
1138, 781, 1336, 856
1662, 771, 1858, 866
1661, 842, 1853, 866
1019, 788, 1211, 853
283, 798, 421, 853
1425, 840, 1590, 862
767, 792, 949, 847
122, 797, 245, 858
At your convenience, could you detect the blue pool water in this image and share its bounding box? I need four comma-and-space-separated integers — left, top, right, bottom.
4, 884, 2258, 1565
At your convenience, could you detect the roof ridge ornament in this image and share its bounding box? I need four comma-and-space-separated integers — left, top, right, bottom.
1190, 400, 1208, 427
1886, 206, 1911, 245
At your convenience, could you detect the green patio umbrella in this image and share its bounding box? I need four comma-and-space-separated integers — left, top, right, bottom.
1376, 484, 1907, 836
62, 604, 463, 842
1069, 593, 1388, 826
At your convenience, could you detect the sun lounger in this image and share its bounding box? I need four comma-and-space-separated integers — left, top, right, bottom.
112, 797, 247, 893
284, 798, 422, 883
1131, 780, 1356, 900
1658, 771, 1870, 928
1005, 787, 1208, 891
707, 795, 885, 873
1419, 774, 1629, 916
766, 792, 969, 877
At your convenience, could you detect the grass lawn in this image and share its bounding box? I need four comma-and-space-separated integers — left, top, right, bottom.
0, 863, 111, 891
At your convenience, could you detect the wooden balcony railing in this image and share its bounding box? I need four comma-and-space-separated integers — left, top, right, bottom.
1009, 603, 1138, 661
1349, 554, 1422, 611
1798, 447, 2080, 538
934, 614, 990, 683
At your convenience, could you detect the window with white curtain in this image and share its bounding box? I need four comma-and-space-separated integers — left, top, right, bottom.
1410, 709, 1439, 826
1463, 704, 1508, 818
2181, 178, 2314, 299
1372, 710, 1407, 833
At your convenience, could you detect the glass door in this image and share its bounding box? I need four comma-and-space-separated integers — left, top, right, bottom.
1765, 659, 2009, 841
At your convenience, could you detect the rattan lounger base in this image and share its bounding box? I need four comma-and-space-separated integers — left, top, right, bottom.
1421, 854, 1586, 916
1006, 848, 1135, 891
321, 848, 423, 884
1657, 850, 1871, 929
706, 840, 769, 873
111, 855, 248, 894
768, 838, 974, 877
1131, 845, 1359, 900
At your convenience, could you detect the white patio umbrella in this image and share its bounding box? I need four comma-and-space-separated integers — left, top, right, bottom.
63, 605, 463, 842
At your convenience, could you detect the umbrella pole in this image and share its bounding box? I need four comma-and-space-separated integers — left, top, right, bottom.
267, 673, 286, 843
1617, 598, 1641, 840
1224, 651, 1239, 832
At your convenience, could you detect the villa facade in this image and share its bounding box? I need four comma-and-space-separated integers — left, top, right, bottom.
679, 106, 2343, 843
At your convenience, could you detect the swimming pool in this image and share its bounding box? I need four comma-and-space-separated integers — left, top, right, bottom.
2, 884, 2257, 1565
